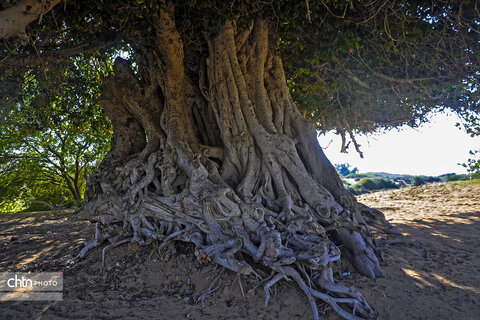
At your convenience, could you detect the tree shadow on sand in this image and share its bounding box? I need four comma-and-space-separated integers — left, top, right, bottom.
358, 211, 480, 320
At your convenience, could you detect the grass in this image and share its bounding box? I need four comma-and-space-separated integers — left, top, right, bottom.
448, 179, 480, 187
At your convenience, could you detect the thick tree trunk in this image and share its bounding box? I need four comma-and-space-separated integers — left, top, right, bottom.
0, 0, 62, 40
80, 7, 398, 320
65, 177, 82, 203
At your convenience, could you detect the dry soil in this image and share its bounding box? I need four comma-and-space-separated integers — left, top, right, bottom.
0, 181, 479, 320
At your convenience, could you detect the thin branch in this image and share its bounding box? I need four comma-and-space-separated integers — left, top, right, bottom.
371, 70, 437, 84
0, 35, 121, 67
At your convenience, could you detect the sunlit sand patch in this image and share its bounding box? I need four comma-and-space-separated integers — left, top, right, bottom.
401, 268, 435, 287
432, 274, 480, 294
17, 242, 55, 268
428, 231, 465, 243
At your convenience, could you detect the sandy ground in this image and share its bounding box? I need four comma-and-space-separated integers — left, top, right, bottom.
356, 181, 480, 320
0, 181, 479, 320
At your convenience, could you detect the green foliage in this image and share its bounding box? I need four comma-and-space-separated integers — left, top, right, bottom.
0, 54, 113, 212
352, 178, 398, 192
449, 178, 480, 186
346, 172, 382, 179
443, 174, 470, 182
334, 163, 358, 176
410, 175, 441, 186
462, 150, 480, 175
1, 0, 479, 138
0, 0, 480, 206
279, 0, 480, 139
411, 176, 425, 186
346, 172, 476, 195
355, 178, 378, 190
457, 112, 480, 176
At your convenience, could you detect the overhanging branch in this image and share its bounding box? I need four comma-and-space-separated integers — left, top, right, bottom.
0, 35, 121, 67
371, 70, 438, 84
0, 0, 62, 40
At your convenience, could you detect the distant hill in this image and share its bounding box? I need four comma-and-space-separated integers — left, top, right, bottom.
365, 172, 407, 178
341, 171, 474, 195
365, 172, 460, 178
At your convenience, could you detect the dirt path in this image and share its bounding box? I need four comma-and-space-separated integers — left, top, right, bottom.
0, 181, 479, 319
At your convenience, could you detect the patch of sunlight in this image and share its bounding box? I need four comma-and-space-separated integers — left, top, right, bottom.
18, 243, 55, 267
432, 274, 480, 294
427, 231, 464, 243
409, 222, 432, 228
446, 218, 477, 225
430, 232, 451, 239
460, 214, 480, 222
402, 268, 435, 287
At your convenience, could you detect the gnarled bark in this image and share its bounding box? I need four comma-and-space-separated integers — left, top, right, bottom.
79, 7, 398, 320
0, 0, 61, 40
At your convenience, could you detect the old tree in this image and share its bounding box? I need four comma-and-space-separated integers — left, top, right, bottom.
1, 0, 479, 319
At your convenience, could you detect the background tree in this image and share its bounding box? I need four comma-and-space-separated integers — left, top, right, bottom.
458, 112, 480, 177
335, 163, 358, 176
0, 54, 112, 210
1, 1, 479, 319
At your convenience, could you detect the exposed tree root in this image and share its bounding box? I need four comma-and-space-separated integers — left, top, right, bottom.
78, 146, 387, 319
102, 238, 129, 268
77, 12, 398, 320
196, 268, 225, 307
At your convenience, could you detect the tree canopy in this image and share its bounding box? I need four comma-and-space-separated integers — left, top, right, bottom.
0, 52, 111, 211
458, 110, 480, 176
1, 1, 479, 319
1, 0, 479, 141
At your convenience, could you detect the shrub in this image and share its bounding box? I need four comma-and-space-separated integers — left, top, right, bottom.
346, 173, 370, 179
334, 163, 358, 176
355, 178, 378, 190
411, 176, 425, 186
353, 178, 399, 191
424, 176, 441, 183
444, 174, 470, 182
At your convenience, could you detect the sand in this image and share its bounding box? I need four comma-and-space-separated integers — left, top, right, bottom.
0, 181, 479, 319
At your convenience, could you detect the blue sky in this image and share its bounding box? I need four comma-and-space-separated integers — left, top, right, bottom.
318, 111, 478, 176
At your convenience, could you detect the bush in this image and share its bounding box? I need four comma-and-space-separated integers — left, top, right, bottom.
0, 177, 77, 213
346, 173, 370, 179
425, 176, 441, 183
444, 174, 470, 182
334, 163, 358, 176
353, 178, 399, 191
355, 178, 378, 190
411, 176, 426, 186
376, 179, 398, 189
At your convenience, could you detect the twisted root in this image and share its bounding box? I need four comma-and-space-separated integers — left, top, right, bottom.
77, 151, 387, 320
